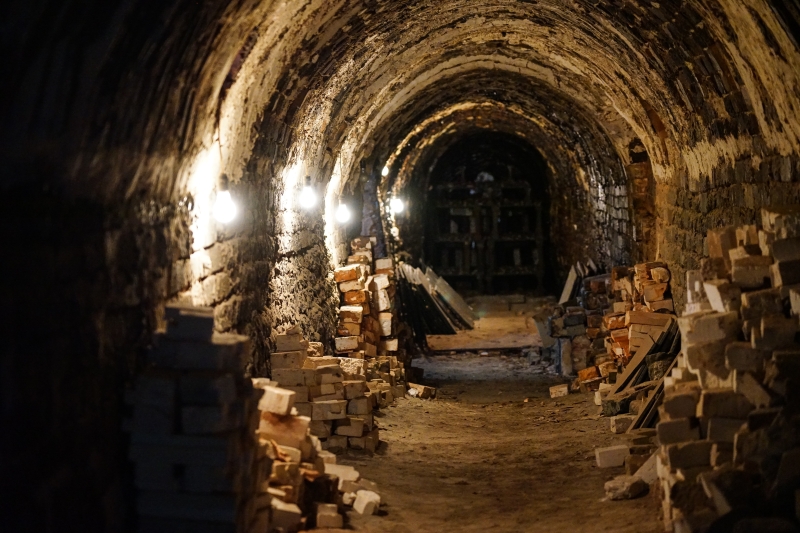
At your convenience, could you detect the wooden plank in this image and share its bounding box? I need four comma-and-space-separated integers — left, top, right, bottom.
559, 266, 579, 304
627, 356, 678, 432
399, 264, 456, 335
427, 267, 476, 328
611, 335, 655, 395
417, 267, 459, 334
625, 311, 674, 327
423, 268, 465, 329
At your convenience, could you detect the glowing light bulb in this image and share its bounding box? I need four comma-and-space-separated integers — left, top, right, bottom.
299, 185, 317, 209
381, 166, 389, 177
389, 197, 404, 214
335, 203, 351, 223
213, 190, 237, 223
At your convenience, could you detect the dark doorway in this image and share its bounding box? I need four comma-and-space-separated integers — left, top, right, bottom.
422, 131, 557, 295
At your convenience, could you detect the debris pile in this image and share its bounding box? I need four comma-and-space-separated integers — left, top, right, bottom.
333, 236, 400, 360
128, 306, 387, 532
653, 209, 800, 532
332, 236, 413, 370
253, 377, 382, 531
541, 260, 679, 398
269, 327, 385, 454
125, 304, 262, 532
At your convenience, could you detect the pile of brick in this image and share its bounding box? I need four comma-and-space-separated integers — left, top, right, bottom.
653, 208, 800, 532
333, 236, 398, 359
543, 261, 678, 398
330, 236, 410, 408
253, 377, 382, 531
592, 263, 681, 425
125, 304, 263, 532
538, 273, 613, 384
269, 327, 386, 454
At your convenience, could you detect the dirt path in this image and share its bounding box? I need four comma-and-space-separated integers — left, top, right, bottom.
338, 354, 662, 533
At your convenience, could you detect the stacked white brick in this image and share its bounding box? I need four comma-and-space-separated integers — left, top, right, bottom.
269, 325, 387, 454
252, 375, 383, 530
654, 208, 800, 533
252, 376, 339, 532
126, 304, 263, 533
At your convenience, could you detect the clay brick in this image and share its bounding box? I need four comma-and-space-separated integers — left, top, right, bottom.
610, 414, 635, 434
347, 396, 371, 415
276, 333, 306, 352
310, 383, 343, 400
725, 342, 767, 372
353, 490, 380, 515
678, 311, 739, 345
257, 386, 295, 415
334, 264, 364, 282
731, 255, 773, 288
707, 226, 736, 264
753, 316, 798, 351
740, 288, 783, 321
705, 418, 745, 443
771, 260, 800, 287
315, 365, 344, 384
643, 281, 669, 303
335, 416, 365, 437
595, 445, 629, 467
603, 313, 626, 330
339, 278, 367, 292
270, 350, 307, 369
657, 418, 700, 445
771, 237, 800, 262
311, 400, 347, 420
734, 371, 773, 408
272, 368, 315, 387
339, 305, 363, 323
343, 380, 367, 399
664, 441, 712, 469
334, 336, 359, 353
697, 390, 753, 419
258, 412, 310, 449
703, 280, 741, 313
662, 389, 701, 419
344, 289, 370, 304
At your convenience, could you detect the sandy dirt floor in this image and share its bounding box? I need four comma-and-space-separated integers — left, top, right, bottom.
426, 296, 553, 352
336, 353, 663, 533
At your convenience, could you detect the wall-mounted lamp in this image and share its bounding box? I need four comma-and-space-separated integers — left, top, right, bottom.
381, 165, 389, 177
299, 175, 317, 209
213, 174, 237, 223
389, 197, 405, 214
335, 202, 351, 224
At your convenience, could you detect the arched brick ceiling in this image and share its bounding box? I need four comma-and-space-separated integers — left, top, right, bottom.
7, 0, 797, 206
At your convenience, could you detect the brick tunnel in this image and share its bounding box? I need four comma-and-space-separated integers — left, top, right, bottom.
3, 1, 800, 532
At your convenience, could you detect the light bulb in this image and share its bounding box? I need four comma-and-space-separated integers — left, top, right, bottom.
213, 190, 237, 223
381, 165, 389, 177
389, 197, 404, 214
298, 185, 317, 209
335, 203, 351, 223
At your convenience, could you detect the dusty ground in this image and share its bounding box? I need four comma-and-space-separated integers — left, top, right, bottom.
338, 353, 663, 533
426, 296, 554, 352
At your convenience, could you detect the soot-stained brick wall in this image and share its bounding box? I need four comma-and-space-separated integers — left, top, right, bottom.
658, 153, 800, 310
